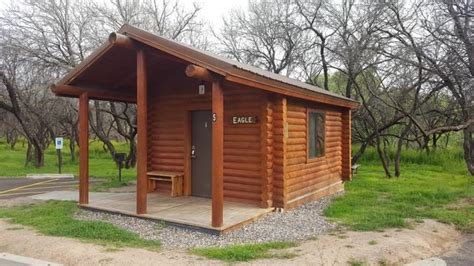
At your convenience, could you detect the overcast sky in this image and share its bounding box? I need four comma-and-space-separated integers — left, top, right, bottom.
0, 0, 247, 29
194, 0, 247, 29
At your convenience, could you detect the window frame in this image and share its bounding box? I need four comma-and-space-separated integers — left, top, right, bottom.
306, 108, 326, 162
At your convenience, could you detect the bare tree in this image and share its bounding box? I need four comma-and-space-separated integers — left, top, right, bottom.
0, 0, 207, 169
217, 0, 311, 76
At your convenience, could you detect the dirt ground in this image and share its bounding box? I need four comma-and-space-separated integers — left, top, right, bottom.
0, 218, 462, 265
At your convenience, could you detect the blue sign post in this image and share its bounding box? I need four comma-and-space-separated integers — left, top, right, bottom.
55, 137, 63, 174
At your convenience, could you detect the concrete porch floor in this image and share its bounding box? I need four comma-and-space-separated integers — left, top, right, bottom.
81, 192, 274, 233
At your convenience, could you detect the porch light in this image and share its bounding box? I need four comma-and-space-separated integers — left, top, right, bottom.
198, 81, 205, 95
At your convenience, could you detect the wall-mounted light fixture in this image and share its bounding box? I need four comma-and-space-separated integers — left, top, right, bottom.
198, 80, 205, 95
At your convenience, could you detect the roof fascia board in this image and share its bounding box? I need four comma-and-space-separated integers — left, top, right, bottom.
225, 74, 359, 109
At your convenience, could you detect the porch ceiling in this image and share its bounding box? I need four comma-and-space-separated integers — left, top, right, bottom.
68, 45, 188, 99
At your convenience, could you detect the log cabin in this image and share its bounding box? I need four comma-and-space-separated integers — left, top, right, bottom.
51, 24, 359, 232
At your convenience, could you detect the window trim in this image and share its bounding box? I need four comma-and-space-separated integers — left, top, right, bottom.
306, 108, 326, 162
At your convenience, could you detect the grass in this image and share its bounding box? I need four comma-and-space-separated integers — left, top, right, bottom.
0, 138, 136, 189
325, 146, 474, 232
0, 201, 161, 250
368, 240, 377, 245
0, 138, 136, 180
348, 258, 366, 266
191, 241, 297, 262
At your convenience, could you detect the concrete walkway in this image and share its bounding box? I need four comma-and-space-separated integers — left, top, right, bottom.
29, 191, 117, 202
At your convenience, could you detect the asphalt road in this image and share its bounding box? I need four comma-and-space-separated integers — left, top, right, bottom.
442, 234, 474, 266
0, 178, 80, 199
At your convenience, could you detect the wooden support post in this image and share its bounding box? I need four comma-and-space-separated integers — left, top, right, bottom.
136, 49, 148, 214
211, 80, 224, 227
79, 92, 89, 204
341, 109, 352, 181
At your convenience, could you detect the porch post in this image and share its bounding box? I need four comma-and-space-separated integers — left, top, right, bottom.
79, 92, 89, 204
136, 49, 148, 214
212, 80, 224, 227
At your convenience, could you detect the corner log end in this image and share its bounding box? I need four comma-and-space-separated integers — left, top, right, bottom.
185, 64, 218, 82
108, 32, 135, 49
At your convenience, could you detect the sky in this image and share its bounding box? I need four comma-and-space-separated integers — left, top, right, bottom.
193, 0, 247, 29
0, 0, 248, 29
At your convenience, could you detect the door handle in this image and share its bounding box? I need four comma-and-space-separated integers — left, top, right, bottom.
191, 145, 196, 159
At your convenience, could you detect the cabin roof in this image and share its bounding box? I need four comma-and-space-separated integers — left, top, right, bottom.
54, 24, 358, 109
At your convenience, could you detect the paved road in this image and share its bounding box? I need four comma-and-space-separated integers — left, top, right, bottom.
0, 178, 80, 199
442, 234, 474, 266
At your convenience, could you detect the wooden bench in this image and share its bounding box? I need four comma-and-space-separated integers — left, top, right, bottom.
147, 171, 183, 197
351, 164, 361, 175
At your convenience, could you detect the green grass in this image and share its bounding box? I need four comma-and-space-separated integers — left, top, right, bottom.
325, 147, 474, 232
347, 258, 366, 266
356, 144, 465, 169
0, 201, 161, 250
191, 241, 297, 262
0, 138, 136, 189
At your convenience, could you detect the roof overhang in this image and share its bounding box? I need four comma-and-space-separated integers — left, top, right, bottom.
52, 24, 359, 109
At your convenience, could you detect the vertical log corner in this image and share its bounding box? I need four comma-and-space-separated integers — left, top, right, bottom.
341, 109, 352, 181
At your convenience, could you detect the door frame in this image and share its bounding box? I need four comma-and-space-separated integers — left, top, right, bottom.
183, 108, 212, 196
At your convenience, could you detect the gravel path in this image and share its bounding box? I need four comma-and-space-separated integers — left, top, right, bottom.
76, 193, 341, 248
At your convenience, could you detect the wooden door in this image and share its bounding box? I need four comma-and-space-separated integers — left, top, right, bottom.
191, 110, 212, 197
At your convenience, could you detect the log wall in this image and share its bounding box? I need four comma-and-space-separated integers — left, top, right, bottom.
284, 99, 345, 208
146, 75, 349, 208
222, 87, 264, 203
147, 77, 264, 204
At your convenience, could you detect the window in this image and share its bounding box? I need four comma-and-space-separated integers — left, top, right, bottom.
308, 111, 325, 158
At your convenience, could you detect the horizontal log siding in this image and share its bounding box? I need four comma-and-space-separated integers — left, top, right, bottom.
148, 80, 211, 178
148, 80, 263, 204
285, 99, 344, 207
223, 88, 264, 203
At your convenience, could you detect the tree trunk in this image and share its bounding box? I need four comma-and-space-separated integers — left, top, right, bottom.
345, 73, 353, 98
69, 137, 76, 162
395, 121, 412, 177
423, 135, 430, 154
432, 133, 438, 149
445, 133, 450, 148
25, 142, 33, 166
32, 142, 44, 168
376, 135, 392, 177
319, 36, 329, 91
125, 140, 137, 168
463, 126, 474, 175
352, 140, 369, 165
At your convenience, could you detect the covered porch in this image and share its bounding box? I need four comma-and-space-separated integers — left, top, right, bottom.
81, 192, 273, 233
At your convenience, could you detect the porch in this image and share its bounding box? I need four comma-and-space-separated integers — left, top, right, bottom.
80, 192, 274, 233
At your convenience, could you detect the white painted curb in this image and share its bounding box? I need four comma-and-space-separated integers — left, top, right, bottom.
26, 174, 74, 179
0, 253, 63, 266
405, 257, 446, 266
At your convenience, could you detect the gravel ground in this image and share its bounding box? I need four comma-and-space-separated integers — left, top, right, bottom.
76, 193, 341, 248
